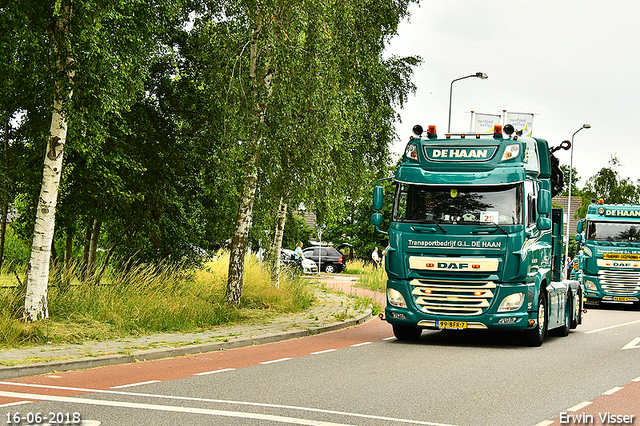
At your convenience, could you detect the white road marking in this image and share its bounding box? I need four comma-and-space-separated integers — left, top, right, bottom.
194, 368, 235, 376
382, 337, 396, 341
532, 421, 554, 426
110, 380, 160, 389
567, 401, 592, 411
633, 376, 640, 382
311, 349, 337, 355
603, 386, 623, 395
259, 357, 293, 364
0, 391, 353, 426
621, 337, 640, 350
0, 400, 31, 408
350, 342, 372, 347
584, 319, 640, 334
0, 382, 458, 425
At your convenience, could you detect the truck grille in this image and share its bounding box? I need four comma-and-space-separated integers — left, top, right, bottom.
599, 270, 640, 295
410, 278, 496, 316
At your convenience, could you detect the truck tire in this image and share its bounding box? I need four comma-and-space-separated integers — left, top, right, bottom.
392, 324, 422, 341
520, 292, 548, 347
570, 289, 582, 329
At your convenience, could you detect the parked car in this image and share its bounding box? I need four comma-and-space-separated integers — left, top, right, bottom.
280, 249, 318, 274
302, 246, 346, 273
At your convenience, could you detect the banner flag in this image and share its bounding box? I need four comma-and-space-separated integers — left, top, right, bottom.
473, 112, 502, 134
505, 112, 534, 136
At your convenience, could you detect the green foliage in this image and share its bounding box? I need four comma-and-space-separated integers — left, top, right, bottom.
356, 262, 388, 293
576, 156, 640, 218
322, 175, 395, 258
1, 225, 30, 271
559, 164, 581, 196
1, 0, 421, 311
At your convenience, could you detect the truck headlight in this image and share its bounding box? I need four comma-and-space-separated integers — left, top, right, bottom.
404, 143, 418, 160
500, 144, 520, 161
584, 280, 597, 291
497, 292, 524, 312
387, 288, 407, 308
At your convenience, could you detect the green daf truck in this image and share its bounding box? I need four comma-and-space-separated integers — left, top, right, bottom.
371, 124, 583, 346
575, 201, 640, 306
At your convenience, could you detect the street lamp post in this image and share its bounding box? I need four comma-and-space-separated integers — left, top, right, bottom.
564, 124, 591, 278
448, 72, 488, 133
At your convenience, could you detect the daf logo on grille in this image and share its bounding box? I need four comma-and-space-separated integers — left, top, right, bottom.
437, 262, 469, 270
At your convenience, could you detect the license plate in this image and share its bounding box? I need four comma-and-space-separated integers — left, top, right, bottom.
613, 296, 630, 302
436, 320, 467, 329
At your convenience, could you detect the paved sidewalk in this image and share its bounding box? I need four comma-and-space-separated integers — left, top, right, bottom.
0, 274, 383, 379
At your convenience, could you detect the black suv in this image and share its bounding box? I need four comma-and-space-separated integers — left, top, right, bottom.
302, 246, 346, 273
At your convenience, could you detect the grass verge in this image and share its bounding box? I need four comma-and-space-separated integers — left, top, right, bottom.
0, 252, 314, 350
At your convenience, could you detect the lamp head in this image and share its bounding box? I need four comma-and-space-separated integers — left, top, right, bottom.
476, 72, 488, 79
583, 124, 591, 129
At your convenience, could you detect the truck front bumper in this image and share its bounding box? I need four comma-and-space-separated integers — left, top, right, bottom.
384, 279, 537, 331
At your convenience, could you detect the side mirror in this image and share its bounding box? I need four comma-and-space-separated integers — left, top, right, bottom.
537, 189, 551, 214
370, 212, 383, 227
373, 185, 384, 211
576, 220, 584, 233
537, 216, 552, 230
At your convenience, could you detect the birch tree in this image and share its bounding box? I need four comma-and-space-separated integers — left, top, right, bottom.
24, 1, 75, 321
17, 0, 190, 320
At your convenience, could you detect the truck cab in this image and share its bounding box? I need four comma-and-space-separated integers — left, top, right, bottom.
372, 124, 583, 346
575, 201, 640, 306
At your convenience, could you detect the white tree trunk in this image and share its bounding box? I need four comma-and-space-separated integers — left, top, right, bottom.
24, 4, 73, 322
225, 10, 268, 307
226, 155, 259, 306
270, 198, 287, 287
24, 93, 70, 321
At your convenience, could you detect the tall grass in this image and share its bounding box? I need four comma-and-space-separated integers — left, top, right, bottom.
352, 261, 387, 293
0, 252, 314, 349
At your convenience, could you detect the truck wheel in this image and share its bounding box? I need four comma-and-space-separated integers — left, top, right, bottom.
570, 289, 582, 329
392, 325, 422, 341
520, 292, 548, 347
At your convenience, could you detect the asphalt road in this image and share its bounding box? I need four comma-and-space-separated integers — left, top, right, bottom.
1, 303, 639, 426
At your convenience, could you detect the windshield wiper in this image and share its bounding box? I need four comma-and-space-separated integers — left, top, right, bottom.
478, 221, 508, 235
424, 219, 447, 233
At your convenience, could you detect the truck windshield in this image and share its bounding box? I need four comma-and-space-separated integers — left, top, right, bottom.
586, 221, 640, 242
392, 183, 523, 225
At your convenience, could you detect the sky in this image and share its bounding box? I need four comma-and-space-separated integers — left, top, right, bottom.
385, 0, 640, 186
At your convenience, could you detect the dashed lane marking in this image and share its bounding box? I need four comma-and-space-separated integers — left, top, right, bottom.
311, 349, 337, 355
602, 386, 623, 395
194, 368, 235, 376
567, 401, 592, 412
350, 342, 372, 347
259, 357, 293, 365
110, 380, 160, 389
